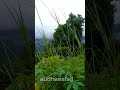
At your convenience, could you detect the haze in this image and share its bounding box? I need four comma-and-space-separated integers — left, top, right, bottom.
35, 0, 85, 38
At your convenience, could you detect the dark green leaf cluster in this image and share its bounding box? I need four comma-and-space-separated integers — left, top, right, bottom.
53, 13, 85, 48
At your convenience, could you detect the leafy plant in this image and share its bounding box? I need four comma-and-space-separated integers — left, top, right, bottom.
64, 80, 84, 90
35, 54, 85, 90
53, 13, 84, 48
35, 1, 85, 90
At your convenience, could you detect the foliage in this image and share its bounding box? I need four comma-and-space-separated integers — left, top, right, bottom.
53, 13, 84, 48
35, 55, 85, 90
55, 46, 71, 58
0, 0, 35, 89
35, 83, 39, 90
6, 74, 34, 90
64, 80, 84, 90
85, 0, 116, 73
35, 11, 85, 90
85, 0, 120, 89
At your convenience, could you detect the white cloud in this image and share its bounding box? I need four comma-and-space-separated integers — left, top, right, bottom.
35, 0, 85, 38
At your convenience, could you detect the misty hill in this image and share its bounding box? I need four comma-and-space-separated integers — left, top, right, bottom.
112, 24, 120, 42
82, 36, 85, 44
35, 36, 85, 52
35, 38, 51, 52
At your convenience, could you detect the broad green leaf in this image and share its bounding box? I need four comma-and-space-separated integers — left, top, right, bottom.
67, 84, 72, 90
72, 83, 78, 90
76, 81, 84, 87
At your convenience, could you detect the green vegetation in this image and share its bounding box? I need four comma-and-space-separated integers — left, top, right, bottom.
1, 1, 85, 89
53, 13, 84, 48
0, 0, 34, 89
86, 0, 120, 89
35, 12, 85, 90
35, 55, 85, 90
1, 0, 120, 89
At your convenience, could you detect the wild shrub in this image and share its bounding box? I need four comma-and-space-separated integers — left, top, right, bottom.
35, 55, 85, 90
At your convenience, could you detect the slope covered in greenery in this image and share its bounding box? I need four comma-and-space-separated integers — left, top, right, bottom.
35, 13, 85, 90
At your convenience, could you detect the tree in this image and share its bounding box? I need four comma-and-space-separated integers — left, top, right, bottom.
53, 13, 85, 48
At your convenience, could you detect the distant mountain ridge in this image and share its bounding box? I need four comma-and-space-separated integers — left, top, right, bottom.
82, 36, 85, 44
112, 24, 120, 43
35, 38, 51, 51
35, 36, 85, 52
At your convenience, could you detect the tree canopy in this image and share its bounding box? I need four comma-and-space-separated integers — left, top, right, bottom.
53, 13, 85, 48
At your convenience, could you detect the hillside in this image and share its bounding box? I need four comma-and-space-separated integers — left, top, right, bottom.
35, 38, 51, 52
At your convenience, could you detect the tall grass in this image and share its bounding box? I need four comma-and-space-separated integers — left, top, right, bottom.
1, 0, 34, 89
86, 0, 120, 89
35, 1, 85, 90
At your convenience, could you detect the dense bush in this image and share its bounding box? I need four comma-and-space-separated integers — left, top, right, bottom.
35, 12, 85, 90
35, 55, 85, 90
53, 13, 84, 48
55, 46, 71, 58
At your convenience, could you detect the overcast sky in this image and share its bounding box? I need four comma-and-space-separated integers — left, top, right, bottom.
35, 0, 85, 38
